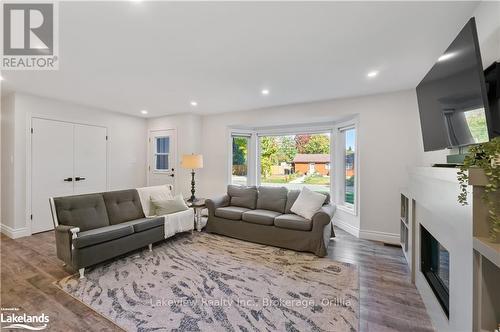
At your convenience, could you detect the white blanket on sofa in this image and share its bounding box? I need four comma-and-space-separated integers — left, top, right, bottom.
136, 185, 194, 239
160, 209, 194, 238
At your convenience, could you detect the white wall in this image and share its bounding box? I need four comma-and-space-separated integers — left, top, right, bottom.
197, 90, 421, 241
1, 94, 16, 232
0, 93, 148, 237
147, 114, 202, 197
474, 1, 500, 70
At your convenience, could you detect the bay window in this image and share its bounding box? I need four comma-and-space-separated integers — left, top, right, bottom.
258, 133, 331, 194
228, 121, 357, 211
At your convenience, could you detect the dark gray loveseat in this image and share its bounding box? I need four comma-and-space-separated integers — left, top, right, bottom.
206, 186, 336, 257
49, 189, 164, 278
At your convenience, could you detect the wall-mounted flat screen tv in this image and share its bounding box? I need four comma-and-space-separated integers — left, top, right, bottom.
416, 18, 491, 152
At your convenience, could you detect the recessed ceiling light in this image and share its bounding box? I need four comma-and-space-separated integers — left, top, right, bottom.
261, 89, 270, 95
0, 76, 4, 81
438, 52, 455, 62
190, 101, 198, 107
140, 110, 148, 115
367, 71, 379, 78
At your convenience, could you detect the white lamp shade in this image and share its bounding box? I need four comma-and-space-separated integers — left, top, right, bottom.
182, 154, 203, 169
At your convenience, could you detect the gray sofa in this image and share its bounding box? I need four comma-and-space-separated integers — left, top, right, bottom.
206, 186, 336, 257
50, 189, 165, 278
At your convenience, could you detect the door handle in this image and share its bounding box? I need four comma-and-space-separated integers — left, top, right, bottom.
63, 177, 73, 182
75, 177, 86, 181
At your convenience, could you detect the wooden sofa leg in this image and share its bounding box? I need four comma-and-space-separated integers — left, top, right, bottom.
148, 243, 152, 252
79, 268, 85, 279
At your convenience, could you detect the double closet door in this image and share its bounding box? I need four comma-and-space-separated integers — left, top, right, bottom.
31, 118, 107, 234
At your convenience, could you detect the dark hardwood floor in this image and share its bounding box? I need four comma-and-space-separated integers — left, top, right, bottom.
0, 228, 433, 331
328, 229, 433, 332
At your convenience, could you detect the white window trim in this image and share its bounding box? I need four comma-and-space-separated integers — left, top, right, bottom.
153, 156, 170, 173
334, 120, 359, 216
228, 129, 256, 186
228, 124, 336, 197
227, 120, 358, 211
256, 128, 334, 188
152, 136, 171, 173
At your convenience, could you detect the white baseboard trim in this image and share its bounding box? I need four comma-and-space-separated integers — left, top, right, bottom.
0, 223, 30, 239
333, 217, 360, 237
333, 217, 399, 245
359, 229, 400, 244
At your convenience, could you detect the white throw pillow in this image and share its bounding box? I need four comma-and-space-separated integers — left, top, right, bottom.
290, 187, 326, 220
150, 193, 189, 215
137, 185, 173, 217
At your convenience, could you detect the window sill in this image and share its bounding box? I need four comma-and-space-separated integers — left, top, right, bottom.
337, 204, 357, 216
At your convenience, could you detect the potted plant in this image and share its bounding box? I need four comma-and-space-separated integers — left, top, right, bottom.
457, 137, 500, 241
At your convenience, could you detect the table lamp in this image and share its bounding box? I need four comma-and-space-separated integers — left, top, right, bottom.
181, 154, 203, 202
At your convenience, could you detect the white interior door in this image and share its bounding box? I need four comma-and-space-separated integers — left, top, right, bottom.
31, 118, 74, 234
148, 129, 176, 187
74, 124, 107, 194
31, 119, 108, 234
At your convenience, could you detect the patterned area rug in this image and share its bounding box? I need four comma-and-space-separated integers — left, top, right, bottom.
56, 233, 359, 332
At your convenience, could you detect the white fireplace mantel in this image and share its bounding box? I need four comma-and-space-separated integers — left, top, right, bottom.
408, 167, 473, 331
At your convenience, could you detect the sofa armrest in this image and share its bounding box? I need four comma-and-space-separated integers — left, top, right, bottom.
54, 225, 80, 266
311, 204, 336, 231
206, 195, 230, 217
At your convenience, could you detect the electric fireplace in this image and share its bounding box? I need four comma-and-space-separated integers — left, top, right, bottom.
420, 225, 450, 317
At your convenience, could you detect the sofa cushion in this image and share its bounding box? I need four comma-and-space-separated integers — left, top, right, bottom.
242, 209, 282, 226
274, 214, 312, 231
103, 189, 145, 225
215, 206, 250, 220
227, 185, 258, 209
285, 190, 301, 214
73, 224, 134, 249
285, 190, 330, 214
121, 217, 164, 233
54, 194, 109, 231
257, 186, 288, 213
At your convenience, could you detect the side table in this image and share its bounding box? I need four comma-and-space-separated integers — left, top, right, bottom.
187, 198, 206, 232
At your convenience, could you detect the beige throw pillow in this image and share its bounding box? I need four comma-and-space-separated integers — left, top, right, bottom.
137, 185, 173, 217
150, 193, 189, 215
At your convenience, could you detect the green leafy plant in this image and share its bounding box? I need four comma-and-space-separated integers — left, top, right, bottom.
457, 137, 500, 240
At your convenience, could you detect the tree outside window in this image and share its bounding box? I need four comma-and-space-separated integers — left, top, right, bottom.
232, 136, 249, 185
259, 133, 330, 194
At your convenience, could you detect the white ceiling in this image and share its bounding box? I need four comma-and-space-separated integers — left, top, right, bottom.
1, 1, 480, 117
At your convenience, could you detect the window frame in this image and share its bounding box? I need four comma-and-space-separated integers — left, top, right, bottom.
255, 126, 334, 188
228, 130, 256, 186
153, 136, 171, 173
334, 121, 358, 215
227, 121, 358, 212
229, 125, 335, 196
